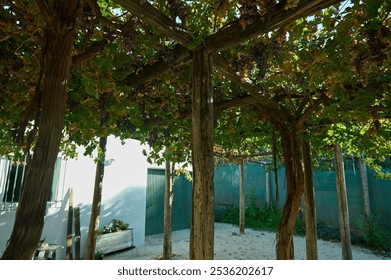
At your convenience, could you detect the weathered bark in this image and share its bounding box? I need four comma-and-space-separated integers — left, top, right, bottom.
1, 0, 80, 260
359, 158, 371, 220
163, 159, 174, 260
190, 46, 214, 260
334, 144, 353, 260
276, 126, 305, 260
302, 139, 318, 260
239, 163, 245, 235
85, 136, 108, 260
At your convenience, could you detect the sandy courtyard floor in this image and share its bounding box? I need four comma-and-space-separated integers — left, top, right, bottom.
105, 223, 390, 260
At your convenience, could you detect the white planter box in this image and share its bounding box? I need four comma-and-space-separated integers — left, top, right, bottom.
96, 229, 133, 254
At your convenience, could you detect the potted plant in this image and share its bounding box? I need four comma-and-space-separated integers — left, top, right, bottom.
96, 219, 133, 254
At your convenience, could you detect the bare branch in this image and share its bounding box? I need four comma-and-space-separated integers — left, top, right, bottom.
141, 95, 258, 127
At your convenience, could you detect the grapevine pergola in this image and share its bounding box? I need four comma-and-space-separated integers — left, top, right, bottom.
1, 0, 390, 260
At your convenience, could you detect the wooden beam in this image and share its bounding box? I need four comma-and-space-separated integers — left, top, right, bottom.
205, 0, 343, 53
122, 45, 192, 87
115, 0, 342, 92
141, 94, 257, 127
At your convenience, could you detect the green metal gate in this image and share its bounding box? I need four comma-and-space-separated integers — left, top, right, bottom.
145, 168, 192, 235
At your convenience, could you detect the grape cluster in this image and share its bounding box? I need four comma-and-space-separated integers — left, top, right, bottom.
271, 39, 284, 57
160, 46, 177, 63
121, 22, 137, 54
98, 93, 110, 125
238, 0, 258, 26
248, 42, 269, 80
80, 5, 95, 30
366, 28, 387, 67
349, 43, 374, 86
0, 49, 23, 71
238, 0, 277, 26
168, 0, 188, 27
232, 54, 254, 77
231, 42, 269, 81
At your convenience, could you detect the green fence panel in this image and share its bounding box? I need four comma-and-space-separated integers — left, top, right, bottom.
147, 162, 391, 234
215, 161, 391, 231
367, 168, 391, 229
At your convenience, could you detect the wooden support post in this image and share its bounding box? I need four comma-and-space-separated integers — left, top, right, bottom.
265, 166, 270, 206
65, 188, 73, 260
163, 159, 174, 259
334, 144, 353, 260
85, 136, 107, 259
239, 163, 245, 235
359, 158, 371, 220
190, 46, 214, 260
302, 139, 318, 260
74, 207, 81, 260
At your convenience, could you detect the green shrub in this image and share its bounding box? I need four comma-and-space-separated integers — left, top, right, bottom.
95, 251, 105, 260
355, 213, 391, 252
221, 202, 282, 233
220, 204, 239, 225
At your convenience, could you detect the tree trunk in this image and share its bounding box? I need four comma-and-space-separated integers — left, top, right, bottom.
85, 136, 108, 260
1, 1, 80, 259
239, 163, 245, 235
190, 46, 214, 260
276, 126, 305, 260
359, 157, 371, 220
163, 159, 174, 259
334, 144, 353, 260
302, 139, 318, 260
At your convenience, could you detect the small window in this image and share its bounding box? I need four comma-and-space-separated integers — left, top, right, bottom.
0, 156, 63, 209
3, 160, 26, 202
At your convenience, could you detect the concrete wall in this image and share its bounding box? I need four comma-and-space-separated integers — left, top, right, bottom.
0, 136, 151, 259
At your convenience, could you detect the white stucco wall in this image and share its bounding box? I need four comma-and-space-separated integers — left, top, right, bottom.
0, 136, 152, 259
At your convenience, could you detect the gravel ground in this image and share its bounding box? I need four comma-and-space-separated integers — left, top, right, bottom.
105, 223, 390, 260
